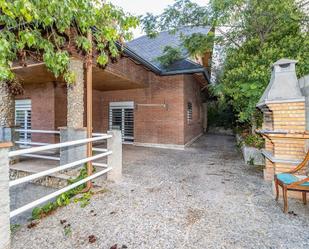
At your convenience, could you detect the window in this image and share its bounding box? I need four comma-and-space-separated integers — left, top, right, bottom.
109, 101, 134, 143
187, 102, 193, 123
15, 99, 32, 141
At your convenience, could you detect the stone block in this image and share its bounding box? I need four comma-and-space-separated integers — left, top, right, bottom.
107, 130, 122, 183
59, 127, 87, 177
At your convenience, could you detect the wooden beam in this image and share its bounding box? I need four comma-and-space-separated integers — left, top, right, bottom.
86, 30, 93, 190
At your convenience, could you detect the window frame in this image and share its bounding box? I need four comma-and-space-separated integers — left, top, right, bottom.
187, 102, 193, 124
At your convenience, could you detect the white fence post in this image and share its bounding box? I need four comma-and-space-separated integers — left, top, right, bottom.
107, 130, 122, 182
0, 142, 12, 249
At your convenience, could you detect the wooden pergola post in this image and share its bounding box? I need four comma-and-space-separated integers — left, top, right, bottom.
85, 30, 93, 190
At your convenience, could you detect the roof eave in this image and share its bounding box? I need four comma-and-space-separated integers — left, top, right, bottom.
160, 68, 210, 83
120, 42, 210, 83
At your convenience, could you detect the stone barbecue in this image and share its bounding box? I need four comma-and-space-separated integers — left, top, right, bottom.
257, 59, 309, 181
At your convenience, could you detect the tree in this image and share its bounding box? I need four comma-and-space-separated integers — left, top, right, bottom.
0, 0, 138, 83
212, 0, 309, 126
142, 0, 214, 57
141, 0, 309, 129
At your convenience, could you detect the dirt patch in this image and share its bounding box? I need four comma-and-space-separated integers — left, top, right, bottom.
185, 208, 204, 226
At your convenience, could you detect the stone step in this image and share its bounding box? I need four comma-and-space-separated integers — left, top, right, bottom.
10, 159, 70, 189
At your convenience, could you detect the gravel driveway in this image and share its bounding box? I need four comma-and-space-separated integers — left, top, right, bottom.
11, 134, 309, 249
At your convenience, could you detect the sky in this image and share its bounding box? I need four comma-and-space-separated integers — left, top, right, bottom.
109, 0, 208, 38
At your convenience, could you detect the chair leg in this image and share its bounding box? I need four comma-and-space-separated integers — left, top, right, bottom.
283, 186, 288, 213
302, 192, 307, 205
275, 178, 279, 201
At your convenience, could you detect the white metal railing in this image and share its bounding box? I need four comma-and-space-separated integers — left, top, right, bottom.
14, 129, 60, 160
10, 135, 111, 157
15, 129, 60, 134
20, 153, 60, 161
14, 129, 108, 161
9, 134, 113, 218
10, 167, 111, 218
15, 141, 50, 146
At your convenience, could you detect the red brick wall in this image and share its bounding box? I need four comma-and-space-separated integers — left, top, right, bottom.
95, 73, 203, 146
17, 73, 203, 146
92, 90, 104, 132
183, 75, 203, 144
106, 58, 149, 87
97, 73, 185, 145
16, 82, 58, 143
54, 83, 67, 130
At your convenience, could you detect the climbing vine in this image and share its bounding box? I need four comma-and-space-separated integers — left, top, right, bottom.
0, 0, 139, 83
32, 166, 94, 220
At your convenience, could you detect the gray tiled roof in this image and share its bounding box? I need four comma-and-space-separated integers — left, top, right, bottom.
126, 26, 211, 73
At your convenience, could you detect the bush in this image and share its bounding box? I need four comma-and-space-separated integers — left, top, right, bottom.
243, 134, 264, 149
208, 101, 235, 129
31, 165, 92, 220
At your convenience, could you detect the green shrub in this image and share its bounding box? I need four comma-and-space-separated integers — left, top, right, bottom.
208, 101, 235, 129
31, 165, 93, 220
243, 134, 264, 149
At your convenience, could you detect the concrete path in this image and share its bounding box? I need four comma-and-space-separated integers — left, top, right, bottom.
10, 183, 55, 225
11, 134, 309, 249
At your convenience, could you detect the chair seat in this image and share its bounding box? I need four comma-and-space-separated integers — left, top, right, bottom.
276, 173, 309, 186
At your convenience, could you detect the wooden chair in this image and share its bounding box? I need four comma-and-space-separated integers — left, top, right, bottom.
274, 151, 309, 213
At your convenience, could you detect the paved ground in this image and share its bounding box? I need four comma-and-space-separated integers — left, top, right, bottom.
11, 134, 309, 249
10, 183, 55, 224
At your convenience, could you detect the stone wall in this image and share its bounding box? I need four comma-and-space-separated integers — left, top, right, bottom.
0, 82, 14, 127
67, 59, 84, 129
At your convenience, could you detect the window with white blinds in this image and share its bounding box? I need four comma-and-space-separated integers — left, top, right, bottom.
15, 99, 32, 141
109, 102, 134, 143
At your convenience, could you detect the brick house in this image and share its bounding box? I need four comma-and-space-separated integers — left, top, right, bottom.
13, 27, 211, 149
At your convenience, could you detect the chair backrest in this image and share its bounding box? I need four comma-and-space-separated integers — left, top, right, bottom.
291, 150, 309, 174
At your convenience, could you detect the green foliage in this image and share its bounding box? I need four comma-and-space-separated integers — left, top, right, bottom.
0, 0, 139, 83
243, 134, 265, 149
142, 0, 210, 35
141, 0, 309, 129
247, 157, 255, 166
182, 31, 215, 57
10, 224, 21, 234
31, 165, 92, 220
142, 0, 213, 64
210, 0, 309, 125
156, 46, 183, 67
73, 191, 92, 208
207, 100, 235, 129
64, 226, 72, 236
